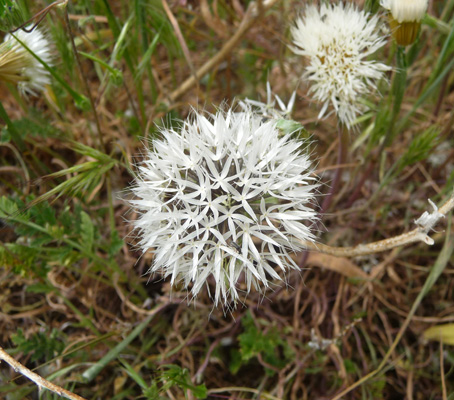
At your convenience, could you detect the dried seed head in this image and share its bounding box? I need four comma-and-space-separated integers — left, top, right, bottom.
0, 26, 53, 95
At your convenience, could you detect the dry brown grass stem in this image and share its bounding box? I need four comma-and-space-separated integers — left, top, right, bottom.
168, 0, 281, 102
207, 386, 282, 400
0, 346, 86, 400
440, 340, 448, 400
161, 0, 198, 92
302, 191, 454, 257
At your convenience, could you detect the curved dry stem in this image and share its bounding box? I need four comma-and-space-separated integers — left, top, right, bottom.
303, 192, 454, 257
168, 0, 282, 102
0, 346, 86, 400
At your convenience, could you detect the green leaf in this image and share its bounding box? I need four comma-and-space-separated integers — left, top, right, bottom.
191, 383, 207, 399
33, 202, 57, 227
82, 312, 156, 383
228, 348, 242, 375
26, 283, 55, 294
79, 50, 124, 86
4, 115, 63, 140
158, 365, 207, 399
119, 359, 148, 390
0, 243, 45, 276
27, 148, 116, 207
136, 31, 161, 80
11, 328, 65, 362
108, 229, 124, 258
276, 119, 310, 138
0, 101, 25, 150
80, 211, 94, 252
0, 195, 20, 219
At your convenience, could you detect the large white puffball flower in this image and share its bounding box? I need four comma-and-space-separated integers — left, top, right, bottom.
129, 108, 319, 308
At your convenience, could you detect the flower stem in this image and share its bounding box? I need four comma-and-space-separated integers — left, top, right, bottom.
320, 124, 348, 213
345, 153, 376, 207
384, 45, 407, 146
299, 124, 347, 268
347, 46, 409, 206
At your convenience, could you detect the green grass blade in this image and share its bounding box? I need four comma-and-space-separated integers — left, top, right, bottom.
81, 312, 156, 383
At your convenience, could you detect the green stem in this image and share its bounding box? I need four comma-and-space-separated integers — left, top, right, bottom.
81, 310, 161, 382
422, 14, 451, 35
320, 124, 348, 214
63, 4, 105, 152
384, 45, 407, 147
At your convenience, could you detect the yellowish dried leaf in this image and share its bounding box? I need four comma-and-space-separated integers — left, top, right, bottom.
423, 324, 454, 345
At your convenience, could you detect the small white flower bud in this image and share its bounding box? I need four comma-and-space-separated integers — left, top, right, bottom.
381, 0, 428, 46
381, 0, 428, 23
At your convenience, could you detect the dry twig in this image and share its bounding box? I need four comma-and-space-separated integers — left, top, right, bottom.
168, 0, 281, 102
0, 346, 86, 400
303, 192, 454, 257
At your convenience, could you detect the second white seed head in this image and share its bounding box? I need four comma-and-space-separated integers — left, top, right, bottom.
291, 3, 391, 128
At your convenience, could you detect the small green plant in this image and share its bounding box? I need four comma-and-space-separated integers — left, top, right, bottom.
230, 311, 294, 375
121, 361, 207, 400
11, 328, 66, 363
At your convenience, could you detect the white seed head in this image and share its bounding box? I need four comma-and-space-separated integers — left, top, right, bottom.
290, 3, 391, 128
381, 0, 428, 23
2, 27, 52, 96
129, 108, 319, 308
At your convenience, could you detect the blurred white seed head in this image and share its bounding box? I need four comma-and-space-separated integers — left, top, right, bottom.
129, 107, 319, 308
0, 26, 52, 95
290, 3, 391, 128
